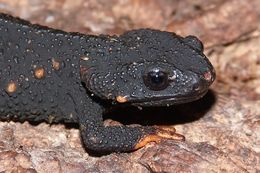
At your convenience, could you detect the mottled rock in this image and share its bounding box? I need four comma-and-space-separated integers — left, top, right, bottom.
0, 0, 259, 172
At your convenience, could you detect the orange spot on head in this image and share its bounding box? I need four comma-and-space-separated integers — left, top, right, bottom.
6, 81, 17, 93
52, 59, 60, 70
34, 67, 45, 79
116, 95, 128, 103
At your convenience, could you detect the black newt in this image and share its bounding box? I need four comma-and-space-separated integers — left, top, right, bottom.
0, 13, 215, 153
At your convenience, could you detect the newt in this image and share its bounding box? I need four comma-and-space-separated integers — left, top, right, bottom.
0, 13, 215, 153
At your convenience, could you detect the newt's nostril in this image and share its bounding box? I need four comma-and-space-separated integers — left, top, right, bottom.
203, 70, 215, 83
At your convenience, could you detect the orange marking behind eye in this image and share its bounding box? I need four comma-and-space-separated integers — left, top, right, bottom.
116, 95, 128, 103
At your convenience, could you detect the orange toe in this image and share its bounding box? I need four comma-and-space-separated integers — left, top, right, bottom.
134, 126, 185, 150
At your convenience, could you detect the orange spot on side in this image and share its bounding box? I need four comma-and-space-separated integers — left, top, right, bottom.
52, 59, 60, 70
116, 96, 128, 103
34, 67, 45, 79
6, 81, 17, 93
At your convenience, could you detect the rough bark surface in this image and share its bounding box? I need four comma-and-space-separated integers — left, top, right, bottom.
0, 0, 259, 173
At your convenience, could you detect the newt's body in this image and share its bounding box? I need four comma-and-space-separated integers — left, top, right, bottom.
0, 13, 215, 153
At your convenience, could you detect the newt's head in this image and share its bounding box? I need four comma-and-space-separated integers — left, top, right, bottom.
81, 29, 215, 106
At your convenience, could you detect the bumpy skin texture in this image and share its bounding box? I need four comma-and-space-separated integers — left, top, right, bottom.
0, 13, 215, 153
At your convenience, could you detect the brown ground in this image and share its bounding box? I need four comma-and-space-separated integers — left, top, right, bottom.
0, 0, 259, 173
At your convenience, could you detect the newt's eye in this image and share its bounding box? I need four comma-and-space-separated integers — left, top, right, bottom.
143, 69, 169, 91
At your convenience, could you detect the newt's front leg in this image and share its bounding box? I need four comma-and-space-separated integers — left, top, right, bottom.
79, 120, 184, 152
77, 101, 184, 152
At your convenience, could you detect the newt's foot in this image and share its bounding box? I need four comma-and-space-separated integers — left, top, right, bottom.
134, 126, 185, 150
80, 123, 184, 152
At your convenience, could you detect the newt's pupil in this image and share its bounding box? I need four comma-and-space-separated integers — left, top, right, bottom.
143, 69, 169, 91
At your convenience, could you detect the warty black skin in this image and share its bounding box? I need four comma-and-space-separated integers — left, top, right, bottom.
0, 13, 215, 153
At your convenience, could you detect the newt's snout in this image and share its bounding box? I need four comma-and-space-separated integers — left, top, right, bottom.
203, 69, 216, 84
195, 69, 215, 90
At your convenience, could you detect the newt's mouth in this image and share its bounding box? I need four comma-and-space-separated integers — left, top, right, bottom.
116, 70, 215, 107
130, 89, 209, 107
129, 71, 214, 107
